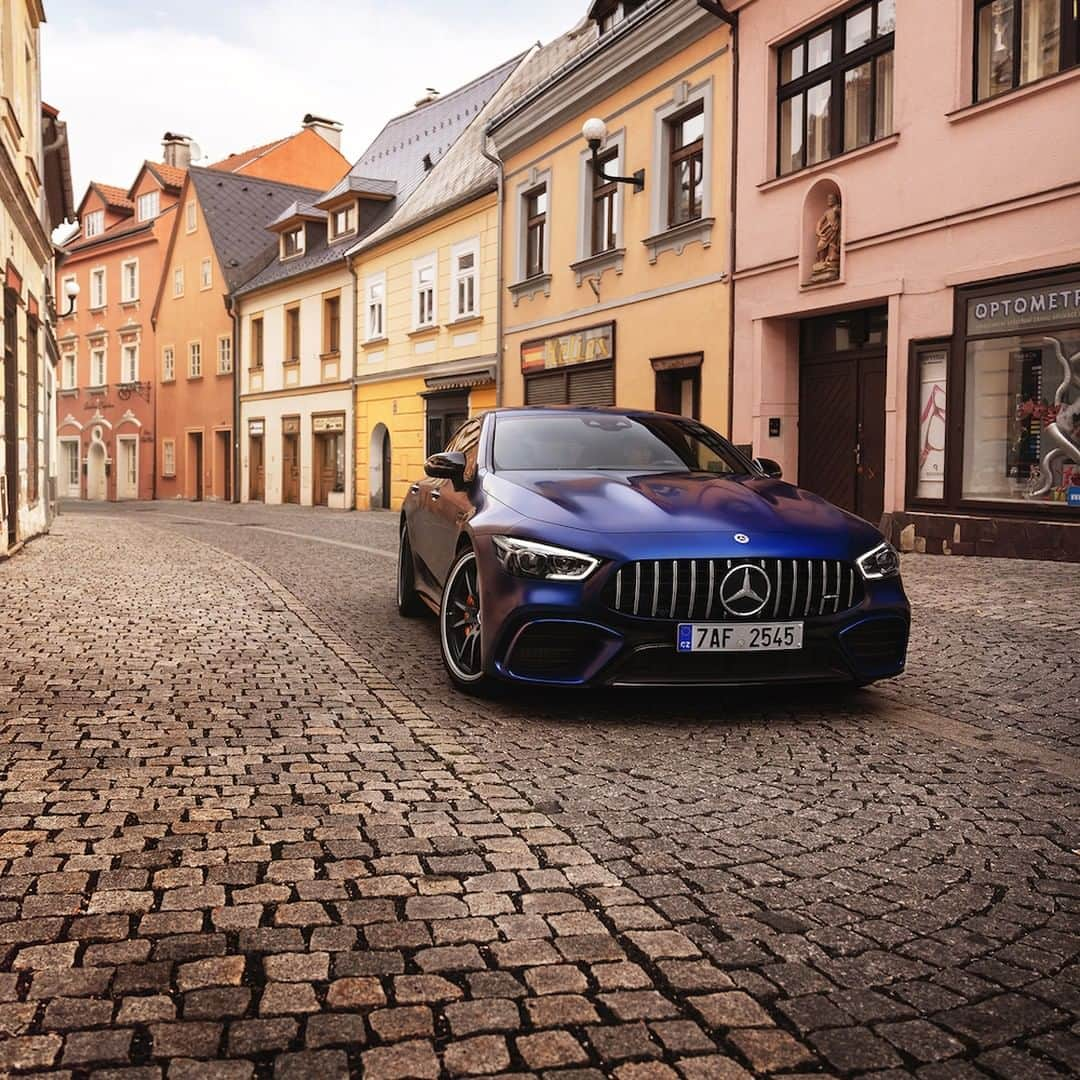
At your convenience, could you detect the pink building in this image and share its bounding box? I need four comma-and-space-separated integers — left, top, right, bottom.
730, 0, 1080, 559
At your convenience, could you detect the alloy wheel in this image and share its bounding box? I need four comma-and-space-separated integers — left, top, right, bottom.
441, 550, 485, 682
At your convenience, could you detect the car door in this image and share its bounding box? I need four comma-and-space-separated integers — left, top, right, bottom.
427, 418, 482, 589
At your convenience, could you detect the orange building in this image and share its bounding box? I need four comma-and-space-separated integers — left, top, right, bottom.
56, 156, 185, 501
152, 120, 348, 501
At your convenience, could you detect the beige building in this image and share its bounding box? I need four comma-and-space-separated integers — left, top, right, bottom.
1, 1, 74, 556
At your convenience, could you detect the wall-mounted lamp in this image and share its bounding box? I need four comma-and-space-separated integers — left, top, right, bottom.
582, 117, 645, 193
60, 276, 80, 318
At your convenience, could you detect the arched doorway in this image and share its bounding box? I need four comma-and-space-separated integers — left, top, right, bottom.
87, 442, 107, 501
369, 424, 391, 509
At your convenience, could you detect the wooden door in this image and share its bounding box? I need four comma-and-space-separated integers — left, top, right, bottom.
314, 434, 338, 506
3, 292, 17, 545
282, 433, 300, 504
249, 437, 264, 502
379, 430, 391, 509
191, 434, 203, 502
118, 438, 138, 500
855, 355, 886, 525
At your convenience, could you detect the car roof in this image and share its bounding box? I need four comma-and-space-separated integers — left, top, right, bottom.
487, 405, 689, 421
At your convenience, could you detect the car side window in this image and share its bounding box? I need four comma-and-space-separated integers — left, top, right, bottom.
447, 418, 481, 481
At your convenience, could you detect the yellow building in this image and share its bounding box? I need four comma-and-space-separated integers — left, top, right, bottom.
487, 0, 734, 434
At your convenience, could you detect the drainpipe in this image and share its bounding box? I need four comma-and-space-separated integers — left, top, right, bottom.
697, 0, 739, 440
348, 256, 359, 510
226, 293, 241, 503
480, 136, 506, 406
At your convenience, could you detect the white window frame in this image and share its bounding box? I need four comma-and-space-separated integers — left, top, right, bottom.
89, 266, 106, 310
413, 254, 437, 330
450, 238, 481, 321
121, 341, 139, 383
188, 341, 202, 379
185, 200, 197, 233
162, 439, 176, 478
60, 437, 80, 493
281, 226, 305, 260
577, 128, 627, 262
173, 266, 184, 298
162, 346, 175, 382
61, 348, 77, 390
117, 435, 139, 498
217, 335, 232, 374
136, 190, 160, 222
90, 345, 107, 388
365, 274, 386, 341
649, 77, 715, 239
61, 274, 77, 315
83, 210, 104, 238
201, 257, 213, 290
120, 258, 139, 303
329, 201, 358, 242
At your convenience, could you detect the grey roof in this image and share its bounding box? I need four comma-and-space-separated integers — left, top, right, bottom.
188, 167, 324, 292
356, 27, 597, 254
315, 174, 397, 206
269, 200, 327, 229
236, 54, 523, 297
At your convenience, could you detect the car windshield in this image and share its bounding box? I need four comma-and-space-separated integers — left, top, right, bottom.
492, 412, 753, 475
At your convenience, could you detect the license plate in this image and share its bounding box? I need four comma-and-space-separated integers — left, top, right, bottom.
677, 622, 804, 652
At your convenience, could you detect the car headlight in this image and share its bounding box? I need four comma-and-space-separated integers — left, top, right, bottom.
491, 536, 600, 582
856, 541, 901, 580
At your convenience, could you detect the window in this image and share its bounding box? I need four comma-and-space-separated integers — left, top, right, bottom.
324, 295, 341, 354
121, 342, 139, 383
83, 210, 104, 238
63, 440, 80, 489
777, 0, 895, 176
975, 0, 1078, 101
218, 336, 232, 374
452, 241, 480, 319
188, 341, 202, 378
137, 190, 160, 221
366, 276, 385, 339
162, 439, 176, 477
90, 267, 106, 309
282, 226, 305, 259
525, 186, 548, 279
90, 346, 106, 387
173, 266, 184, 297
185, 200, 197, 232
597, 0, 647, 33
426, 392, 470, 457
162, 346, 175, 382
591, 149, 620, 253
61, 274, 77, 315
61, 350, 76, 389
330, 202, 357, 240
414, 257, 436, 328
121, 259, 139, 303
251, 316, 264, 368
201, 258, 213, 290
285, 306, 301, 363
668, 106, 705, 226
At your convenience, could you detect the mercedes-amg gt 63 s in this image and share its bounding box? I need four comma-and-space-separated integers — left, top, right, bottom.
398, 407, 909, 693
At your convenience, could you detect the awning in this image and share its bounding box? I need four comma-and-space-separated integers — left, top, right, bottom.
423, 365, 496, 394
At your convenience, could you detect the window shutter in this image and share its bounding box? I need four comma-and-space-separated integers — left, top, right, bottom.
568, 364, 615, 406
525, 372, 567, 405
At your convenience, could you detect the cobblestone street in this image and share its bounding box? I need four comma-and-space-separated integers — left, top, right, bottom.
0, 504, 1077, 1079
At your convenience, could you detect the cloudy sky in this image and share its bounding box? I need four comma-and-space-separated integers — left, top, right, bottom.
43, 0, 588, 204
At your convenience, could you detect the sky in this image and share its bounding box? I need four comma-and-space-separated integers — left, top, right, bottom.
42, 0, 588, 207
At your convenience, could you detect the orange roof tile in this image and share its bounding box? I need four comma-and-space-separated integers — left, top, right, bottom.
149, 161, 186, 188
209, 136, 289, 173
95, 183, 134, 211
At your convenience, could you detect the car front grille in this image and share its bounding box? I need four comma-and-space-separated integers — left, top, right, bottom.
605, 558, 862, 621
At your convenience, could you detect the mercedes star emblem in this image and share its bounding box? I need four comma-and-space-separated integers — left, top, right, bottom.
734, 533, 750, 544
719, 564, 772, 617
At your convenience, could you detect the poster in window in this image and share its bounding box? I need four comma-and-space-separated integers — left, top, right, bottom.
916, 349, 947, 499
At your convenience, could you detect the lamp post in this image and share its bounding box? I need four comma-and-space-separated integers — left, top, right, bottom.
581, 117, 645, 192
60, 276, 79, 318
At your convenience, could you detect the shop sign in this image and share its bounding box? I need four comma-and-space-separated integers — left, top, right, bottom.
1069, 488, 1080, 507
521, 322, 614, 373
282, 417, 300, 435
248, 420, 264, 436
313, 414, 345, 433
967, 280, 1080, 335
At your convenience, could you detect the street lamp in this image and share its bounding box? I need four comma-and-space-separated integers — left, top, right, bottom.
60, 276, 80, 318
581, 117, 645, 193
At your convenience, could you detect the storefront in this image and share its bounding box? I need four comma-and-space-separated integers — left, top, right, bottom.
312, 412, 347, 508
889, 267, 1080, 560
521, 323, 615, 407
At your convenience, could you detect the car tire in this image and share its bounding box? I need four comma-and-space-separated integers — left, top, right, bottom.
439, 547, 497, 695
397, 527, 427, 618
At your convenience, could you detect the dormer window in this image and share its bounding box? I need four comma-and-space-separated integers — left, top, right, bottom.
329, 202, 358, 241
137, 191, 160, 221
281, 226, 305, 260
596, 0, 646, 33
83, 210, 104, 238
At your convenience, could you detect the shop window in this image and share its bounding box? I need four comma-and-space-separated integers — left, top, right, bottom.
426, 392, 470, 457
912, 342, 949, 500
975, 0, 1079, 102
653, 356, 702, 419
777, 0, 895, 176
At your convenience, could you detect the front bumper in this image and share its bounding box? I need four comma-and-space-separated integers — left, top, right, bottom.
479, 553, 910, 688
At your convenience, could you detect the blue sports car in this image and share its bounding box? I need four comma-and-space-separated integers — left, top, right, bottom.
398, 407, 909, 694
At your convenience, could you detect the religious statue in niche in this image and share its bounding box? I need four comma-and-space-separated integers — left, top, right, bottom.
810, 193, 842, 283
1027, 336, 1080, 498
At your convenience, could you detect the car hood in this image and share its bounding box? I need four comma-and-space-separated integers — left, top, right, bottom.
485, 470, 880, 551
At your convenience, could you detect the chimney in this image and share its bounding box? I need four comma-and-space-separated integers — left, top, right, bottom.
414, 88, 440, 108
303, 114, 343, 150
162, 132, 194, 169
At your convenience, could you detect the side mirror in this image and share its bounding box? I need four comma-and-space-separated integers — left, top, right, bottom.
753, 457, 783, 480
424, 451, 468, 489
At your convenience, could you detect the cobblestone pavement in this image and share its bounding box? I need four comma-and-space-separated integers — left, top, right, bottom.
0, 505, 1076, 1080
